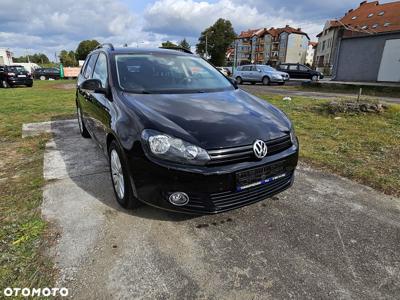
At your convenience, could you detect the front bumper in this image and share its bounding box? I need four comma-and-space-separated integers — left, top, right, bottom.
127, 145, 299, 214
9, 77, 33, 86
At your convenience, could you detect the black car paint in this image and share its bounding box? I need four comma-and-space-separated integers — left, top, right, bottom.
33, 68, 61, 80
76, 48, 299, 214
276, 63, 323, 80
0, 65, 33, 87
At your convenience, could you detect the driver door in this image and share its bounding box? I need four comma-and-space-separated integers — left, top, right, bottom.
87, 52, 111, 148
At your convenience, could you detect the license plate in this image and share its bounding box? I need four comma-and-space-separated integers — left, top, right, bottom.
18, 75, 26, 78
236, 162, 286, 191
236, 173, 287, 191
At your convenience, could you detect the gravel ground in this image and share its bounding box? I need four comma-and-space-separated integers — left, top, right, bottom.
26, 120, 400, 299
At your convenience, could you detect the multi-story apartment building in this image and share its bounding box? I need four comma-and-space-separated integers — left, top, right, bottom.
315, 0, 400, 75
234, 26, 310, 67
0, 48, 13, 65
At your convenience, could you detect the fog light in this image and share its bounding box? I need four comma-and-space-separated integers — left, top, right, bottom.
169, 192, 189, 206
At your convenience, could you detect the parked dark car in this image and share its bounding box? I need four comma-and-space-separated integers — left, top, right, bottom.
276, 63, 323, 81
33, 68, 60, 80
0, 65, 33, 88
76, 44, 299, 214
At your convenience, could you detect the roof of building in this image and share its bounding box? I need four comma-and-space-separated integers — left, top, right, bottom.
317, 1, 400, 36
238, 25, 309, 39
309, 41, 318, 47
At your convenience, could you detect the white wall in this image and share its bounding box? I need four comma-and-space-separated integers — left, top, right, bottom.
285, 34, 308, 64
306, 44, 315, 65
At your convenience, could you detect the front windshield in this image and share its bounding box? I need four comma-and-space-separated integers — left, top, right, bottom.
115, 53, 233, 93
9, 66, 26, 72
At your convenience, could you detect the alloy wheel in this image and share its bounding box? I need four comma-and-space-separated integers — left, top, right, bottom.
110, 149, 125, 200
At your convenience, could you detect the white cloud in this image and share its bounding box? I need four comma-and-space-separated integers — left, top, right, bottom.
144, 0, 325, 41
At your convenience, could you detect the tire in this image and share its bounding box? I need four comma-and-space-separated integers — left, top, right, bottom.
235, 76, 243, 84
1, 80, 10, 88
27, 83, 33, 87
39, 75, 46, 81
278, 82, 285, 85
311, 75, 319, 81
76, 103, 91, 138
109, 140, 141, 209
251, 82, 256, 85
262, 76, 270, 85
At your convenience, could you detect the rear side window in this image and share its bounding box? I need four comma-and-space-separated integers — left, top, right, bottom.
289, 65, 298, 70
84, 53, 98, 79
92, 53, 108, 88
279, 64, 288, 70
242, 66, 250, 71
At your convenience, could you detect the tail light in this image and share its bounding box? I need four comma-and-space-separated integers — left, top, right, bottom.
7, 72, 15, 77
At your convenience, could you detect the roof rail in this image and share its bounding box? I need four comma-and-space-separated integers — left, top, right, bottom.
95, 43, 115, 50
159, 46, 192, 54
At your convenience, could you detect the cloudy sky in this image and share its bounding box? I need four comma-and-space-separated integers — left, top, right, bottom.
0, 0, 391, 59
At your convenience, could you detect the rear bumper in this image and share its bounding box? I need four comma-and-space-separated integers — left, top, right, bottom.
127, 145, 299, 214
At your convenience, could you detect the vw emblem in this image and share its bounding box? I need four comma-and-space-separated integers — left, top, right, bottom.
253, 140, 268, 159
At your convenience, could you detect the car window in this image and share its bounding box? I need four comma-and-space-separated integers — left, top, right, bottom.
242, 66, 250, 71
115, 53, 233, 94
260, 66, 275, 72
84, 53, 99, 79
289, 65, 298, 71
299, 65, 308, 71
279, 64, 288, 70
8, 66, 26, 72
251, 66, 258, 71
92, 53, 108, 88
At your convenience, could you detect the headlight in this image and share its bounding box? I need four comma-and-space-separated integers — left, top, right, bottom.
290, 127, 298, 148
141, 129, 210, 165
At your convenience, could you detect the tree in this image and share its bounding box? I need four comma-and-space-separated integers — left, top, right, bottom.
161, 40, 178, 48
179, 38, 190, 50
13, 53, 50, 64
59, 50, 78, 67
75, 40, 100, 60
196, 18, 236, 66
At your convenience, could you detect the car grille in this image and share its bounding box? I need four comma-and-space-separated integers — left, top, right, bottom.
210, 172, 293, 210
207, 135, 292, 166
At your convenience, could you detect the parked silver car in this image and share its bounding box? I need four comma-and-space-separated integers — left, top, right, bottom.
233, 65, 289, 85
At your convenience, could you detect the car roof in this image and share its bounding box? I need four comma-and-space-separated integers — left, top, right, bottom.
94, 47, 193, 56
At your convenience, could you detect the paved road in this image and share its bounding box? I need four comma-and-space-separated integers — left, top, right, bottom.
28, 120, 400, 299
240, 84, 400, 104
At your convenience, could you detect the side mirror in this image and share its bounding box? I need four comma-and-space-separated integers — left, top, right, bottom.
80, 79, 108, 95
228, 77, 238, 89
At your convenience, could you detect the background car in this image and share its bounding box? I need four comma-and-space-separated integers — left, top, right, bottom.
233, 65, 289, 85
0, 65, 33, 88
277, 63, 323, 81
33, 67, 60, 80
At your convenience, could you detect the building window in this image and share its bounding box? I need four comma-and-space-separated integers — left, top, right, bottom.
378, 11, 385, 16
372, 24, 379, 29
361, 25, 368, 30
351, 16, 357, 20
368, 13, 374, 18
384, 22, 391, 27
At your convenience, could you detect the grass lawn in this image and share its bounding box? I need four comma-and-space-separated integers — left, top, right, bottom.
259, 94, 400, 196
298, 82, 400, 99
0, 80, 76, 291
0, 81, 399, 291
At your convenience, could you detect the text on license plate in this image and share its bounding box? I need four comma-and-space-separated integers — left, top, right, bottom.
237, 173, 287, 191
18, 75, 26, 78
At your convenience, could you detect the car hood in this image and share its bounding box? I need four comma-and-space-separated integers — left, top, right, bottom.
121, 89, 291, 150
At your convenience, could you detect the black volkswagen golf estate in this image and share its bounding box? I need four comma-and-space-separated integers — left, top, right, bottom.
76, 44, 299, 214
